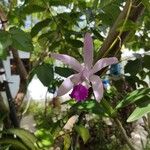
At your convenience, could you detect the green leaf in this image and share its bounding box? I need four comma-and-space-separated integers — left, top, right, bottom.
75, 125, 90, 144
31, 18, 51, 37
63, 134, 71, 150
0, 31, 12, 49
118, 20, 139, 32
143, 55, 150, 70
23, 4, 46, 14
116, 88, 150, 109
35, 63, 54, 87
99, 0, 114, 8
70, 99, 106, 116
92, 29, 104, 41
55, 67, 75, 77
35, 129, 54, 147
0, 145, 11, 150
0, 31, 12, 58
9, 27, 33, 52
0, 138, 28, 150
142, 0, 150, 12
101, 99, 115, 117
125, 59, 142, 75
127, 96, 150, 122
8, 128, 38, 150
66, 39, 83, 48
49, 0, 71, 6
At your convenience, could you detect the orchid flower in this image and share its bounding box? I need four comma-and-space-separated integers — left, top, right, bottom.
51, 33, 118, 102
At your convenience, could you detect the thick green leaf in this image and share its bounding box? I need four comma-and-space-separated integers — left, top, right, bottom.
116, 88, 150, 109
63, 134, 71, 150
31, 18, 51, 37
0, 138, 28, 150
8, 128, 38, 150
127, 96, 150, 122
9, 27, 33, 52
75, 125, 90, 144
55, 67, 75, 77
35, 63, 54, 87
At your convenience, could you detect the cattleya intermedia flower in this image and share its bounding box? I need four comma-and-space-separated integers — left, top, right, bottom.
51, 33, 118, 102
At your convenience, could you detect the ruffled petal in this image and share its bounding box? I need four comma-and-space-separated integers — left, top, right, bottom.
91, 57, 118, 74
57, 77, 74, 97
90, 75, 104, 102
51, 53, 83, 72
83, 33, 93, 69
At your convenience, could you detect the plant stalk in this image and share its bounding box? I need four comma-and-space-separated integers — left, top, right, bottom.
114, 118, 136, 150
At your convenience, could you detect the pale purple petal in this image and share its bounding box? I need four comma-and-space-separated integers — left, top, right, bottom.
91, 57, 118, 74
70, 73, 81, 85
90, 75, 104, 102
57, 76, 74, 97
83, 33, 93, 69
51, 53, 83, 72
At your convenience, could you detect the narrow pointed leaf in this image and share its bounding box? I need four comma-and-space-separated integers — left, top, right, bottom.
8, 128, 38, 150
75, 125, 90, 144
127, 96, 150, 122
0, 138, 28, 150
116, 88, 150, 109
63, 134, 71, 150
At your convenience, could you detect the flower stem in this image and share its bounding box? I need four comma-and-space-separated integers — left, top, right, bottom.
114, 118, 136, 150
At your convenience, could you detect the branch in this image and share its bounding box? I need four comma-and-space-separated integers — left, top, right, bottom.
114, 118, 136, 150
97, 0, 144, 59
10, 49, 28, 107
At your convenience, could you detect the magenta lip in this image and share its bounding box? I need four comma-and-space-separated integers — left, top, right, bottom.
69, 84, 88, 102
